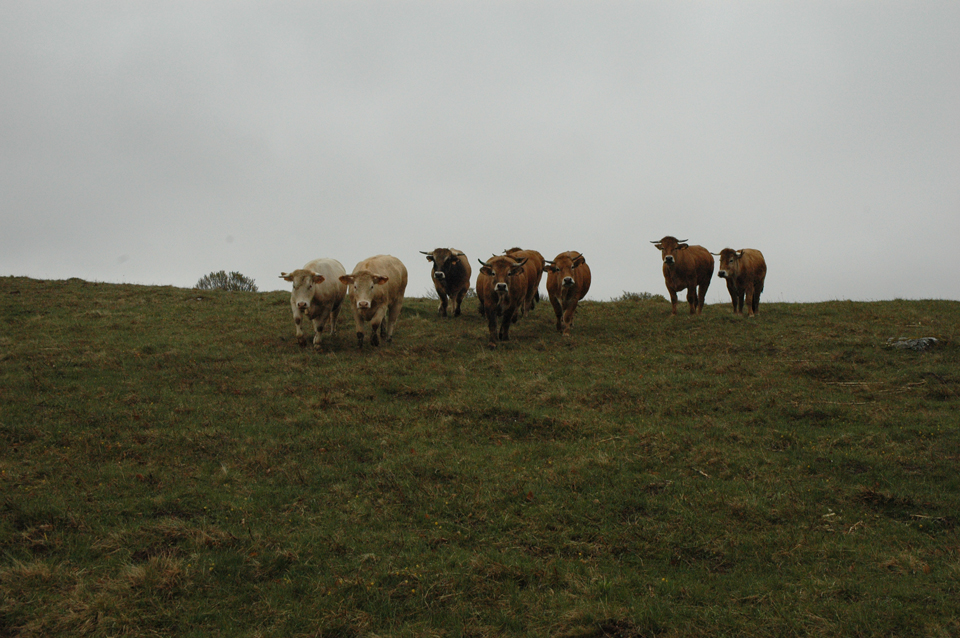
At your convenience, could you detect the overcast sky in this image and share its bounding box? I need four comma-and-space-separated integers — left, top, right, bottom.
3, 2, 958, 303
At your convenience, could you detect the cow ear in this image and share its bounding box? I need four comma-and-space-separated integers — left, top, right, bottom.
545, 265, 558, 273
480, 267, 494, 276
424, 254, 434, 262
313, 274, 325, 284
653, 243, 662, 250
573, 256, 585, 267
280, 272, 293, 281
374, 276, 389, 285
736, 250, 744, 258
678, 243, 689, 250
339, 275, 354, 285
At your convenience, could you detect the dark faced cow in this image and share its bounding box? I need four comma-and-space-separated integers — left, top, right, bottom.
339, 255, 408, 348
475, 255, 529, 348
420, 248, 471, 318
545, 251, 591, 336
280, 258, 347, 349
651, 236, 714, 315
714, 248, 767, 317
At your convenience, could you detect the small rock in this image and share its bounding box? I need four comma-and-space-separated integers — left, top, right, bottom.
888, 337, 940, 351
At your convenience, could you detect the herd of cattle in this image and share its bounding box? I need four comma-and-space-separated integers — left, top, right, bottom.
279, 236, 767, 350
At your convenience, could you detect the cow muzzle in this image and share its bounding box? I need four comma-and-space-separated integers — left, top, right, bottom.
664, 255, 675, 264
562, 277, 575, 288
718, 270, 728, 278
434, 271, 445, 280
494, 283, 508, 293
297, 302, 309, 311
357, 300, 370, 309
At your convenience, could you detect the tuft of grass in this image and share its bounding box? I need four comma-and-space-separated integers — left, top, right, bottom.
1, 276, 959, 636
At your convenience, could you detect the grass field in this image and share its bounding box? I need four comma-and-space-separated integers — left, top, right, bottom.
1, 276, 958, 637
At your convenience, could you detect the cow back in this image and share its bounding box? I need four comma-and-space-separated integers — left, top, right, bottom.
352, 255, 408, 304
302, 258, 348, 303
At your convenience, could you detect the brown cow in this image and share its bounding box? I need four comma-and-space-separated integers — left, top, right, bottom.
279, 258, 347, 349
339, 255, 408, 348
475, 255, 529, 348
545, 251, 591, 336
651, 236, 714, 315
504, 247, 544, 317
714, 248, 767, 317
420, 248, 471, 318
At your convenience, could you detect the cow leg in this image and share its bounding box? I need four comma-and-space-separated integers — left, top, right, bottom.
667, 288, 679, 315
686, 288, 698, 315
696, 283, 709, 314
353, 309, 366, 349
437, 290, 449, 318
294, 314, 307, 347
329, 300, 342, 335
368, 305, 392, 347
550, 296, 564, 333
453, 288, 467, 317
561, 302, 577, 336
745, 283, 758, 317
485, 310, 499, 348
499, 312, 513, 341
751, 284, 763, 316
385, 298, 403, 342
311, 308, 330, 349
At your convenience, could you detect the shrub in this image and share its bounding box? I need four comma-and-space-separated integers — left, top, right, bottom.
611, 291, 665, 302
194, 271, 258, 292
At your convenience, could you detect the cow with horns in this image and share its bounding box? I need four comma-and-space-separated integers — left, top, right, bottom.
420, 248, 471, 318
503, 247, 545, 317
651, 236, 714, 315
475, 254, 529, 348
545, 251, 591, 336
713, 248, 767, 317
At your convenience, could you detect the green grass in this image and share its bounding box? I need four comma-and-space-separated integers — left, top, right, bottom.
2, 276, 959, 637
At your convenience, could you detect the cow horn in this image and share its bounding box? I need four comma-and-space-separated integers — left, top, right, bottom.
678, 239, 688, 243
477, 258, 490, 267
544, 259, 555, 265
420, 251, 430, 255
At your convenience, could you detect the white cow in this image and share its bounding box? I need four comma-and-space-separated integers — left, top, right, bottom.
339, 255, 408, 348
279, 258, 347, 349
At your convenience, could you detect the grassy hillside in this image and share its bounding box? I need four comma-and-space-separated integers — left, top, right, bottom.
2, 276, 958, 637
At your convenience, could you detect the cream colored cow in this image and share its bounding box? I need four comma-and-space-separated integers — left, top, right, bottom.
339, 255, 408, 348
280, 258, 347, 349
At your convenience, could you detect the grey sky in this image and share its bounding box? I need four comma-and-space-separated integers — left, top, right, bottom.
3, 2, 959, 303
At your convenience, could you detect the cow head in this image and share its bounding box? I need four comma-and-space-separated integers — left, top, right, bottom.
421, 248, 464, 281
545, 253, 585, 288
280, 270, 326, 313
339, 271, 389, 310
652, 236, 688, 265
714, 248, 742, 279
478, 256, 527, 294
